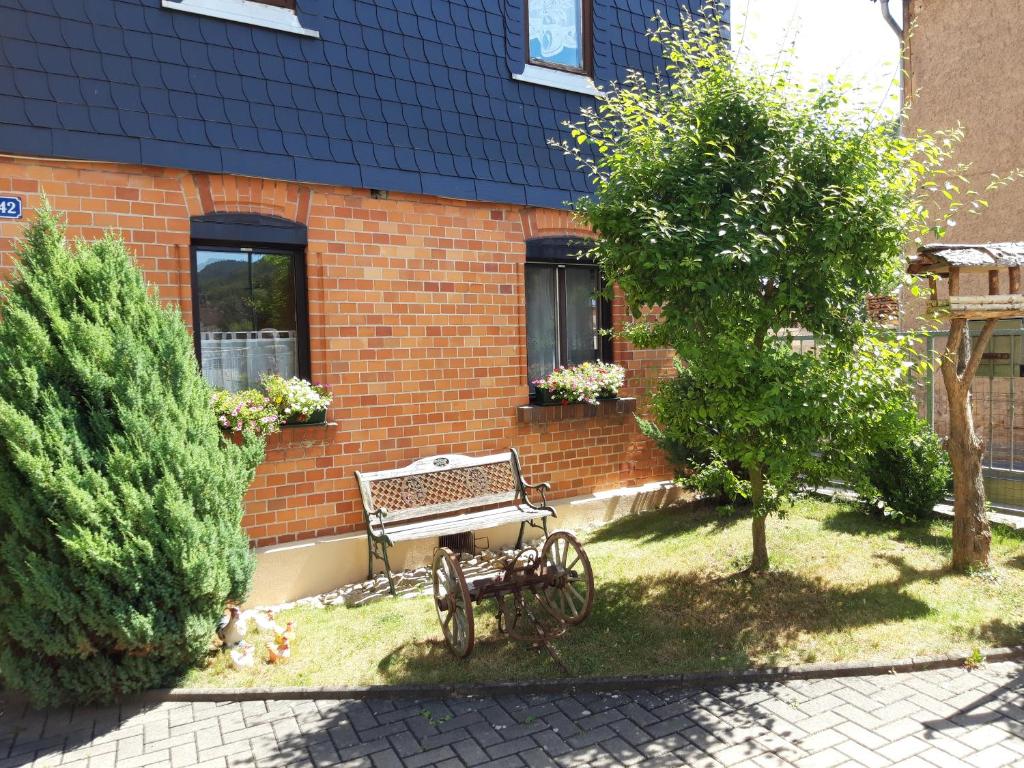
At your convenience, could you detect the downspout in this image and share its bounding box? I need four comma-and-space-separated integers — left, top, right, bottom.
875, 0, 906, 121
879, 0, 903, 37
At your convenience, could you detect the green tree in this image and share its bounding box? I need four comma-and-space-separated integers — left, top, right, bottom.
565, 7, 943, 570
0, 210, 262, 705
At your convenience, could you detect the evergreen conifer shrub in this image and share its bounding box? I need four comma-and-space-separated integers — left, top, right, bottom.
0, 210, 262, 705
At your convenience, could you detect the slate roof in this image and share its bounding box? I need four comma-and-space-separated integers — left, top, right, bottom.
911, 243, 1024, 273
0, 0, 709, 208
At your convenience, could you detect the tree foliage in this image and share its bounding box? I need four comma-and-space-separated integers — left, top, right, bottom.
0, 210, 262, 705
565, 6, 944, 569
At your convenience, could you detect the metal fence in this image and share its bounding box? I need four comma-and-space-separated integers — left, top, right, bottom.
796, 321, 1024, 515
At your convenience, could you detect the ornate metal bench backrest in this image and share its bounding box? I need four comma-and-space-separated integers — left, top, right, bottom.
355, 451, 525, 524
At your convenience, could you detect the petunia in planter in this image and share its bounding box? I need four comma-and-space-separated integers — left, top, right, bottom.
210, 389, 283, 437
532, 361, 626, 406
262, 375, 332, 425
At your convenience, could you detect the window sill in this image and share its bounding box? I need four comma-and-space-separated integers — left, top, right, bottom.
267, 421, 338, 447
512, 65, 602, 96
518, 397, 636, 424
223, 421, 337, 448
162, 0, 320, 38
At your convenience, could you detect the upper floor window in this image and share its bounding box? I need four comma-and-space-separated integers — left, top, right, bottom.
527, 0, 592, 75
525, 238, 611, 388
190, 214, 311, 392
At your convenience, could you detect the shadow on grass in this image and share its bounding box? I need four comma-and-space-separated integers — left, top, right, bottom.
1006, 553, 1024, 570
373, 557, 936, 686
976, 617, 1024, 648
586, 498, 746, 545
819, 503, 954, 551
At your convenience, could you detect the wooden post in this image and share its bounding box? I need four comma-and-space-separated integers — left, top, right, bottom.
929, 276, 938, 302
989, 269, 1000, 295
1011, 266, 1021, 294
949, 267, 961, 298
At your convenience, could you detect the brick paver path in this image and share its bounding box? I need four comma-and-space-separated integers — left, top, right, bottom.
2, 661, 1023, 767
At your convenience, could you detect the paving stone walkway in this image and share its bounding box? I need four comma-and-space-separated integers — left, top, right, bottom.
2, 661, 1023, 767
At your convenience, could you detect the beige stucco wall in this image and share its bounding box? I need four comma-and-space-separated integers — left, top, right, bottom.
902, 0, 1024, 326
900, 3, 1024, 507
905, 0, 1024, 242
247, 480, 686, 606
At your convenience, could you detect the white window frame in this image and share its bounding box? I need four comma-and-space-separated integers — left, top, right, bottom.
162, 0, 319, 38
513, 64, 601, 96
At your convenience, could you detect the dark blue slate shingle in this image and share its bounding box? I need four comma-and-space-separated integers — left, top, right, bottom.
0, 0, 704, 208
141, 137, 219, 171
54, 128, 140, 162
0, 122, 52, 156
294, 156, 361, 188
118, 109, 152, 139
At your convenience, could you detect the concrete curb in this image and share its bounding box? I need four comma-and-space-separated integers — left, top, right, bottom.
17, 645, 1016, 705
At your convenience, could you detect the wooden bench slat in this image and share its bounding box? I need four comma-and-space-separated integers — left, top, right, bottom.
374, 506, 552, 542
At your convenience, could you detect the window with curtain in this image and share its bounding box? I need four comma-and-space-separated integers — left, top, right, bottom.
525, 238, 610, 390
192, 246, 309, 391
526, 0, 591, 74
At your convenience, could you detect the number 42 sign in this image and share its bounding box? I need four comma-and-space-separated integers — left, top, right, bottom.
0, 196, 22, 219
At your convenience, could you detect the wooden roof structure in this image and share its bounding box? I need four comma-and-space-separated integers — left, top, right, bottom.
909, 243, 1024, 274
909, 243, 1024, 320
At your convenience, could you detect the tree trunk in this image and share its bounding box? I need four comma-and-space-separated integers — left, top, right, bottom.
946, 391, 991, 570
940, 319, 993, 571
749, 464, 769, 572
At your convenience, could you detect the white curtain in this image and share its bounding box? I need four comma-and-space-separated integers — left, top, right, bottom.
201, 330, 297, 391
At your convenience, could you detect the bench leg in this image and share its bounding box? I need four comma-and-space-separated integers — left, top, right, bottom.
381, 544, 396, 596
516, 517, 550, 549
367, 534, 374, 580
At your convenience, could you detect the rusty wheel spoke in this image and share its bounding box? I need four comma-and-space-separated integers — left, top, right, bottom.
540, 531, 594, 626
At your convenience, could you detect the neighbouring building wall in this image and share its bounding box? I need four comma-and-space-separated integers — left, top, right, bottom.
902, 0, 1024, 325
0, 155, 675, 549
902, 1, 1024, 502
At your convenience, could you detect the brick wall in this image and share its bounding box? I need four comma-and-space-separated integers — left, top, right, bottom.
0, 155, 674, 547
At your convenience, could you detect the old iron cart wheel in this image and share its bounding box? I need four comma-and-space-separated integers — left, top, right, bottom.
432, 547, 475, 658
540, 531, 594, 625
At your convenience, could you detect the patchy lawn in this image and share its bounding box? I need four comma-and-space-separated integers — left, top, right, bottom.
182, 498, 1024, 689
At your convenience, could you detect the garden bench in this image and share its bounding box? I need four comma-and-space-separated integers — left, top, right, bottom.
355, 449, 555, 595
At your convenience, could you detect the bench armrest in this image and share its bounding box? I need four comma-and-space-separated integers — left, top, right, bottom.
521, 481, 553, 511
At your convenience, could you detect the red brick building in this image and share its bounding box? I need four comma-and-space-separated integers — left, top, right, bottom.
0, 0, 693, 600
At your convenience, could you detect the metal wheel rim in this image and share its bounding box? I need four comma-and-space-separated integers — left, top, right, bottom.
540, 531, 594, 625
432, 547, 475, 658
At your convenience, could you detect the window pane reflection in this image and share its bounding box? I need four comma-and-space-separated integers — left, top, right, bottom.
529, 0, 584, 70
195, 249, 299, 391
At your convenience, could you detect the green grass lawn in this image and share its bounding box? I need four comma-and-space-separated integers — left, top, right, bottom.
183, 498, 1024, 689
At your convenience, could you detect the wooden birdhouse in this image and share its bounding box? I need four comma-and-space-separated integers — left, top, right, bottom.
909, 242, 1024, 319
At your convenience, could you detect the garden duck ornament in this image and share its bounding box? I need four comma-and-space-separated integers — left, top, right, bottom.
216, 605, 247, 648
267, 635, 291, 663
229, 642, 255, 670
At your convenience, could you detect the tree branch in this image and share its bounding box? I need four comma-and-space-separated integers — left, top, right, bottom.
962, 318, 997, 387
945, 318, 965, 371
939, 318, 965, 396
